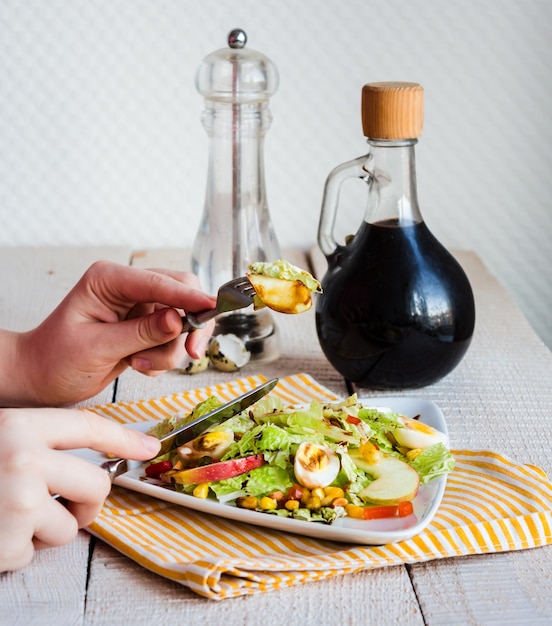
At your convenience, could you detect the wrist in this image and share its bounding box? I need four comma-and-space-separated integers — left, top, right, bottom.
0, 329, 40, 407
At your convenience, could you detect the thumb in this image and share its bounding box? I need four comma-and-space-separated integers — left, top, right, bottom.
104, 308, 183, 358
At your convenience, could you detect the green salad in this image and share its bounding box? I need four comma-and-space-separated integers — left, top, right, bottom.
144, 394, 454, 524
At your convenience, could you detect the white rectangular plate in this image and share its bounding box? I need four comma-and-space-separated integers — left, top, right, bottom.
103, 396, 449, 546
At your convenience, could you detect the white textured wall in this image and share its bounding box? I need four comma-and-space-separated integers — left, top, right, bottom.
1, 0, 551, 349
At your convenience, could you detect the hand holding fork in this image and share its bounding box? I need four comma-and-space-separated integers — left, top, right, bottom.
181, 276, 256, 333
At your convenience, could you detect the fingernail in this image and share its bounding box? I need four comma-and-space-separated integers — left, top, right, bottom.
131, 357, 152, 371
141, 434, 161, 455
159, 309, 178, 335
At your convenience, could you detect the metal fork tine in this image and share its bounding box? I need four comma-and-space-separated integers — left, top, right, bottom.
180, 275, 255, 333
232, 284, 255, 293
227, 278, 253, 291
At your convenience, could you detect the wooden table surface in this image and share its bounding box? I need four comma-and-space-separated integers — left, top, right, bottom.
1, 246, 551, 626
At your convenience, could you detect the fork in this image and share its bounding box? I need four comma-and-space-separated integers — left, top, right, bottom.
180, 276, 256, 333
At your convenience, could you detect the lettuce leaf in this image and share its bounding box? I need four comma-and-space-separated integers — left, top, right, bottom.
146, 396, 223, 439
409, 443, 455, 484
248, 259, 322, 293
244, 465, 295, 496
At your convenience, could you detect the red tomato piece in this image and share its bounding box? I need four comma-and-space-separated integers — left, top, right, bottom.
286, 484, 305, 502
362, 501, 415, 520
363, 505, 400, 520
397, 501, 414, 517
346, 415, 361, 425
145, 460, 173, 478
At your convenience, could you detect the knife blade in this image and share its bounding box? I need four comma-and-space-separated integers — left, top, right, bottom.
100, 377, 279, 482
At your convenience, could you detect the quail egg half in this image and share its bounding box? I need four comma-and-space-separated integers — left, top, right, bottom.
393, 415, 449, 449
177, 351, 210, 375
208, 333, 251, 372
293, 442, 340, 489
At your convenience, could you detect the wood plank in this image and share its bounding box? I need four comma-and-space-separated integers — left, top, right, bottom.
411, 550, 552, 624
0, 533, 91, 625
0, 246, 132, 331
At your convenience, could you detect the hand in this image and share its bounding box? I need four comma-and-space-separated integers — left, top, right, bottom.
0, 407, 161, 573
1, 261, 217, 406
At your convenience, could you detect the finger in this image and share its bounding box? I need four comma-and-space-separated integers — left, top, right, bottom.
32, 495, 80, 549
124, 302, 156, 322
143, 267, 204, 289
0, 480, 39, 571
0, 473, 81, 565
43, 450, 112, 529
0, 536, 35, 571
87, 262, 216, 314
95, 305, 185, 363
185, 322, 215, 359
45, 449, 111, 502
128, 317, 214, 371
34, 409, 160, 459
128, 334, 187, 373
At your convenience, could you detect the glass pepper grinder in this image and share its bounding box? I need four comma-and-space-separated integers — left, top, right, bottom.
316, 82, 476, 390
191, 29, 281, 363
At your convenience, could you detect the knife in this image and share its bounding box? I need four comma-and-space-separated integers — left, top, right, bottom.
99, 377, 279, 483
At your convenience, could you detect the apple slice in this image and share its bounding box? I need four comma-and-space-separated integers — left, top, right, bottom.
247, 273, 313, 314
349, 449, 420, 505
167, 454, 265, 485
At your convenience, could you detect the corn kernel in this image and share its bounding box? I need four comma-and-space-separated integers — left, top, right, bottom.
321, 495, 334, 506
406, 448, 423, 460
311, 487, 325, 500
323, 486, 344, 499
300, 488, 311, 505
259, 496, 278, 510
192, 483, 210, 499
306, 495, 321, 510
332, 497, 348, 508
345, 504, 365, 519
236, 495, 258, 510
285, 499, 300, 511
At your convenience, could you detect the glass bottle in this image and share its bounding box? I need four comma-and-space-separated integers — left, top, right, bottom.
191, 29, 281, 362
316, 82, 475, 390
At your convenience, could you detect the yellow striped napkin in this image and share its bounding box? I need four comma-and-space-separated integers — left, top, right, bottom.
87, 373, 552, 600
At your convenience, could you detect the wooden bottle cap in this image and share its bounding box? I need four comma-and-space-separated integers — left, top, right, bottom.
361, 82, 424, 139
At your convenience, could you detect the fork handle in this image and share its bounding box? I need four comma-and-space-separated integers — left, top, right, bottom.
180, 309, 218, 333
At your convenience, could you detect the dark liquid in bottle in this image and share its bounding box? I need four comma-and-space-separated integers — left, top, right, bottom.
316, 219, 475, 389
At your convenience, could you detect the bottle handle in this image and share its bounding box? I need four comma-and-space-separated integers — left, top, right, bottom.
317, 155, 369, 257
